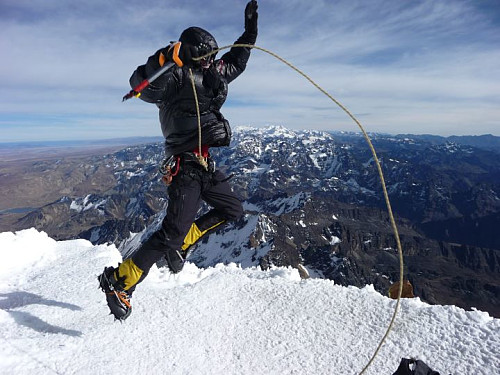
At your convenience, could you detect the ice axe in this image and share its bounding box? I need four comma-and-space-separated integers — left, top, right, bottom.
122, 42, 184, 102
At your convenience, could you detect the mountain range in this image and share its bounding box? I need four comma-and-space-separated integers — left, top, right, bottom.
1, 126, 499, 317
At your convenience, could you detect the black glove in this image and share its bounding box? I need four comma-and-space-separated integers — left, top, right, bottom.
163, 42, 200, 67
245, 0, 258, 35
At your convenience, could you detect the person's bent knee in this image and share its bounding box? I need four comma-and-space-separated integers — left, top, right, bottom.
227, 201, 244, 222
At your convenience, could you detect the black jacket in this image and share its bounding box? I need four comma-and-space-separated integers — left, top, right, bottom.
130, 30, 257, 158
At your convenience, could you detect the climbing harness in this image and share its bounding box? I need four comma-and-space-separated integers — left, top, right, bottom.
159, 155, 181, 186
192, 44, 405, 375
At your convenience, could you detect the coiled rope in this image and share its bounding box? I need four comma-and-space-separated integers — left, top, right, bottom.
191, 44, 404, 375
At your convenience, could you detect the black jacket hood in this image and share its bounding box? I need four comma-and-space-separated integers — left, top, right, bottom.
179, 27, 218, 60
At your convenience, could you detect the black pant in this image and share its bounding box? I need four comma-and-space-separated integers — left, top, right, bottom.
131, 160, 243, 277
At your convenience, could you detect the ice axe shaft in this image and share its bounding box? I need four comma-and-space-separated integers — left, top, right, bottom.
122, 61, 175, 102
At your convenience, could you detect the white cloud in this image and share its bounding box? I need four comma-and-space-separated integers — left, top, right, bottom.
1, 0, 499, 141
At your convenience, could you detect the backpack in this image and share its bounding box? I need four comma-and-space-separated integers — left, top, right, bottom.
392, 358, 441, 375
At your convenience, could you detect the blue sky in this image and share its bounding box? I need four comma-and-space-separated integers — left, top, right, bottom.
1, 0, 499, 142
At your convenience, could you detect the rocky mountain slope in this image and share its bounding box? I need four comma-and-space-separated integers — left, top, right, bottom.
2, 126, 499, 316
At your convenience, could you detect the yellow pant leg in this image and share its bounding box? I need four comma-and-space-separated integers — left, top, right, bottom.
181, 221, 225, 251
116, 258, 144, 291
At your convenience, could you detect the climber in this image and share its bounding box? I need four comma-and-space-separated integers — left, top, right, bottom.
99, 0, 259, 320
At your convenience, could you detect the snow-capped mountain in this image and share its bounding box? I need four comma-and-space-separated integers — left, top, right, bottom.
3, 126, 500, 317
1, 229, 498, 374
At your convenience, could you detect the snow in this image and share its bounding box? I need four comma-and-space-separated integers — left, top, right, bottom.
89, 228, 100, 243
125, 170, 147, 179
191, 214, 274, 268
322, 235, 341, 245
266, 192, 309, 216
1, 229, 499, 375
70, 194, 107, 213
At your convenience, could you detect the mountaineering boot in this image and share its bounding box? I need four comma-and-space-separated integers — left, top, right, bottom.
165, 248, 188, 274
98, 266, 132, 321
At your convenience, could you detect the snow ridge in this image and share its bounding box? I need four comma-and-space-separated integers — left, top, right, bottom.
1, 229, 498, 374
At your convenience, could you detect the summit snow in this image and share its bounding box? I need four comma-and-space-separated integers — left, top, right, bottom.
0, 229, 498, 374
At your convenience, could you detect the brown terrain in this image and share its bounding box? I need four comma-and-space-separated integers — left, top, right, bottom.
0, 142, 144, 231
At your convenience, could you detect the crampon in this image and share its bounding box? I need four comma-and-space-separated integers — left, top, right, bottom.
98, 267, 132, 321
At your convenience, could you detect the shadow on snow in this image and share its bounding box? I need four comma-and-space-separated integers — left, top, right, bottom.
0, 291, 82, 337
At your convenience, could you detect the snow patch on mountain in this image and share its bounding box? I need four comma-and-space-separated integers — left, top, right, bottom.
70, 194, 107, 214
119, 210, 166, 259
190, 213, 275, 268
264, 192, 310, 215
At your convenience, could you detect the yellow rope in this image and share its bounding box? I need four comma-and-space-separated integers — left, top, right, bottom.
188, 67, 209, 170
193, 44, 404, 374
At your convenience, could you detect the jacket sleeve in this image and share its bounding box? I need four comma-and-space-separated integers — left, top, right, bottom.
217, 30, 257, 84
129, 49, 180, 104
